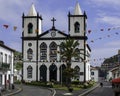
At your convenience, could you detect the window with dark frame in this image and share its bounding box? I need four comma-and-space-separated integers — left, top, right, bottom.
74, 22, 80, 33
91, 72, 94, 75
27, 65, 33, 78
40, 42, 47, 61
49, 42, 57, 61
28, 23, 33, 34
27, 48, 33, 60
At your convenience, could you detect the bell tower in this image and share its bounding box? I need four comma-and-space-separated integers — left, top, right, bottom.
22, 4, 42, 37
68, 2, 87, 37
22, 4, 42, 81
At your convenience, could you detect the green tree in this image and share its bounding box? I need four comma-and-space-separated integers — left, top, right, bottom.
15, 62, 22, 71
59, 38, 85, 88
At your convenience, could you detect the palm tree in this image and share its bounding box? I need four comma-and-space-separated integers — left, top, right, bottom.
59, 38, 85, 88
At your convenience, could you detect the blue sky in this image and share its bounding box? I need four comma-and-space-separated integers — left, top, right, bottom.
0, 0, 120, 66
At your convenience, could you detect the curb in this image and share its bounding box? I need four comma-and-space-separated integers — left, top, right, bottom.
3, 87, 23, 96
49, 88, 56, 96
78, 84, 100, 96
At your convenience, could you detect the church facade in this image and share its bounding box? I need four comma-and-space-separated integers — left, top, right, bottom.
22, 2, 91, 82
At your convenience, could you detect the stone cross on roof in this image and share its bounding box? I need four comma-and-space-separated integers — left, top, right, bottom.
51, 17, 56, 29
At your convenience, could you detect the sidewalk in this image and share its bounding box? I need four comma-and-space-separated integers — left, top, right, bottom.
1, 85, 22, 96
54, 83, 100, 96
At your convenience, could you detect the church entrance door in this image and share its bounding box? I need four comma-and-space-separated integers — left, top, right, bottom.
49, 64, 57, 81
40, 65, 47, 82
60, 64, 66, 83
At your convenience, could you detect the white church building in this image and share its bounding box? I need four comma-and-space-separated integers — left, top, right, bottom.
22, 2, 91, 82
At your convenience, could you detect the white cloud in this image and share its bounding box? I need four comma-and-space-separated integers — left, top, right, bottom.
92, 40, 120, 57
106, 40, 120, 47
88, 0, 120, 6
95, 15, 120, 26
92, 47, 119, 58
0, 0, 38, 24
91, 40, 120, 66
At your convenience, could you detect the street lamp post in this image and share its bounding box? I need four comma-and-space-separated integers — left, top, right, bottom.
61, 66, 62, 86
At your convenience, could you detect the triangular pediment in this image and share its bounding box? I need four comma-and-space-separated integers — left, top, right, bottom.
38, 28, 68, 39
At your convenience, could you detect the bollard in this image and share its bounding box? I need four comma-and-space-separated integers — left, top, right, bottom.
12, 84, 15, 89
0, 87, 1, 96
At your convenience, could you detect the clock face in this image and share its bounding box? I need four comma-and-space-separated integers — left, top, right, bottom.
51, 31, 56, 37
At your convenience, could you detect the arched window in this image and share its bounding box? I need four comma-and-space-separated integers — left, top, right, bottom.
49, 42, 57, 61
28, 23, 33, 34
27, 48, 33, 60
27, 65, 33, 78
59, 42, 66, 61
74, 66, 80, 80
74, 22, 80, 33
74, 48, 80, 61
40, 42, 47, 61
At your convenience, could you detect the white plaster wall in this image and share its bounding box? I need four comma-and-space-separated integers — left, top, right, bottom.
70, 17, 84, 36
0, 45, 14, 84
86, 63, 91, 81
0, 46, 13, 64
107, 71, 112, 81
41, 31, 66, 38
23, 62, 36, 81
38, 19, 42, 35
24, 18, 42, 37
23, 41, 37, 61
91, 69, 98, 82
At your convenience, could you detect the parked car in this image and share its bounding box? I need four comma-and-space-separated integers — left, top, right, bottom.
112, 78, 120, 96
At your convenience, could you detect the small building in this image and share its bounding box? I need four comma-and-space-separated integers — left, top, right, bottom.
107, 67, 119, 81
91, 66, 99, 82
0, 41, 14, 87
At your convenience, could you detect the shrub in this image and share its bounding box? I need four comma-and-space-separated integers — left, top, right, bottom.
83, 82, 88, 88
14, 80, 21, 84
46, 82, 54, 88
68, 87, 73, 92
72, 81, 80, 85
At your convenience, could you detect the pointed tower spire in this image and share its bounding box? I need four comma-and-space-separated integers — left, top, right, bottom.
74, 2, 82, 15
28, 3, 37, 16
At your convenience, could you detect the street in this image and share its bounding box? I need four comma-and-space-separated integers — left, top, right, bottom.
13, 84, 51, 96
86, 81, 114, 96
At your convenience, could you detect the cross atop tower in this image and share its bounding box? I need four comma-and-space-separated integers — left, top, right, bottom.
51, 17, 56, 29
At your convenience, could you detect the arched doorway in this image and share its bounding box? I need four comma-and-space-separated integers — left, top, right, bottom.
40, 65, 47, 82
49, 63, 57, 81
59, 64, 66, 83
